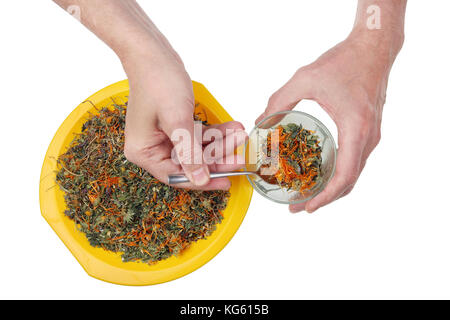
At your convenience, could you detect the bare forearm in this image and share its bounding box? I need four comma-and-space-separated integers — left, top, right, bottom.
52, 0, 172, 61
351, 0, 407, 62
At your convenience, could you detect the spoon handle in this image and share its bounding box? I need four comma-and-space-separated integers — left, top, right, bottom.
168, 171, 254, 185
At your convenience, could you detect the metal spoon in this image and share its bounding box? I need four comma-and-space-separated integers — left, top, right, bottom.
168, 171, 257, 185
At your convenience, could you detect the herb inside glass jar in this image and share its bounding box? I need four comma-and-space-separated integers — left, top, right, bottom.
261, 123, 322, 193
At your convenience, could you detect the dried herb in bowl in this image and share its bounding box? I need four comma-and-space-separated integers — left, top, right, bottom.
262, 123, 322, 193
56, 102, 229, 264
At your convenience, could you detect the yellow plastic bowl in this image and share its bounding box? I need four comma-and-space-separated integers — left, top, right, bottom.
39, 80, 253, 286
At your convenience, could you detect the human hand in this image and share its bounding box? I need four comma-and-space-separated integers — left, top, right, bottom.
52, 0, 247, 190
256, 30, 403, 213
121, 46, 247, 190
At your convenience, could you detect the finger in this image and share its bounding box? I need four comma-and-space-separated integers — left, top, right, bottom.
360, 128, 380, 168
289, 202, 306, 213
333, 156, 367, 201
172, 178, 231, 191
256, 70, 314, 124
214, 155, 246, 172
331, 126, 378, 202
137, 157, 231, 190
305, 130, 365, 213
159, 109, 210, 186
202, 121, 245, 144
176, 155, 246, 190
339, 185, 354, 199
203, 130, 248, 164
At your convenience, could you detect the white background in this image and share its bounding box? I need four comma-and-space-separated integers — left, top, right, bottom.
0, 0, 449, 299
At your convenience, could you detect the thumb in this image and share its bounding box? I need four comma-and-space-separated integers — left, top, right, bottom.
256, 70, 314, 124
159, 110, 210, 186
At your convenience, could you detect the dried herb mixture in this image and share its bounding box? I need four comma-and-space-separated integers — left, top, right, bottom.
263, 123, 322, 193
56, 102, 229, 264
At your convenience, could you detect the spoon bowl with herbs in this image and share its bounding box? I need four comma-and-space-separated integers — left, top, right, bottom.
244, 110, 337, 205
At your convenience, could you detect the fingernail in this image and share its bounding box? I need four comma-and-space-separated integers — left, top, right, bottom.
192, 167, 209, 186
